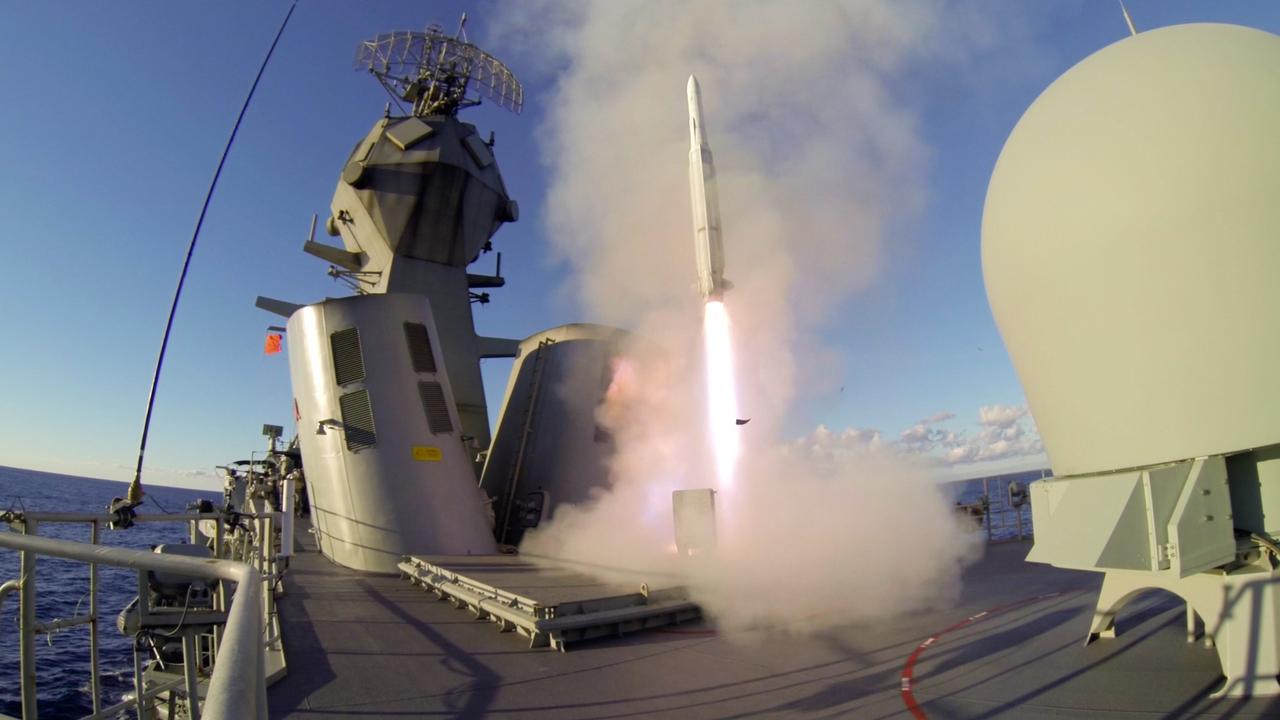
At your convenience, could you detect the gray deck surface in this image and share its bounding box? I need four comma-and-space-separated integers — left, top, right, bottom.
269, 523, 1280, 719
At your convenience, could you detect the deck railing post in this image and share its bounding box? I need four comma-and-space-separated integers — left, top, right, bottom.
89, 518, 102, 716
0, 514, 277, 720
19, 518, 38, 720
182, 630, 202, 719
134, 570, 151, 720
982, 478, 993, 542
132, 628, 147, 720
213, 517, 226, 657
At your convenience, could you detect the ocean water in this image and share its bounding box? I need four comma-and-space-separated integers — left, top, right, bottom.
0, 466, 216, 719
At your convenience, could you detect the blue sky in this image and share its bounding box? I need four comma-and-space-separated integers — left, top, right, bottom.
2, 1, 1277, 490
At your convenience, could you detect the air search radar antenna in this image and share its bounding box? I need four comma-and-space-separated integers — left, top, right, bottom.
355, 16, 523, 117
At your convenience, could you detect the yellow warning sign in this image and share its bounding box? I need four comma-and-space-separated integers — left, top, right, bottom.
412, 446, 443, 462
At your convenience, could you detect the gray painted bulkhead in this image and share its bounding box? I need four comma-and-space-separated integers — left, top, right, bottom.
283, 113, 518, 571
287, 294, 496, 572
480, 324, 628, 547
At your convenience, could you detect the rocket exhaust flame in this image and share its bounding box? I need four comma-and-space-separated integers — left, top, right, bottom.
690, 76, 740, 491
703, 300, 740, 490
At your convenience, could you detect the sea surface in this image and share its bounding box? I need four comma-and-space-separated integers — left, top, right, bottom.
0, 466, 216, 719
0, 463, 1039, 718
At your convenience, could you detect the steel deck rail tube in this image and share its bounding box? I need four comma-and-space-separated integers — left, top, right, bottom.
0, 531, 267, 720
132, 626, 148, 720
10, 511, 281, 524
89, 518, 102, 716
0, 578, 20, 612
19, 519, 37, 720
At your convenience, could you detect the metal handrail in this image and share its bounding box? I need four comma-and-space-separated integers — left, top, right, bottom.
0, 530, 267, 719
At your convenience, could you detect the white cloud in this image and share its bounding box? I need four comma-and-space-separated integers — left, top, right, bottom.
795, 423, 885, 460
978, 404, 1026, 428
949, 405, 1041, 465
809, 402, 1044, 469
900, 423, 931, 444
897, 411, 965, 455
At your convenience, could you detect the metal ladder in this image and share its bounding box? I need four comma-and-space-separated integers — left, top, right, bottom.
498, 338, 554, 544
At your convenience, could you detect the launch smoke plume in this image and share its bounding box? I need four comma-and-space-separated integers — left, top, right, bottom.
497, 1, 983, 633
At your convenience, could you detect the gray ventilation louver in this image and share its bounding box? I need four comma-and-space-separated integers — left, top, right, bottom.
417, 381, 453, 433
338, 390, 377, 451
403, 322, 438, 373
330, 327, 366, 385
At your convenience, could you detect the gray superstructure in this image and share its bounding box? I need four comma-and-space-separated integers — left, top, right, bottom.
259, 26, 527, 572
259, 25, 632, 574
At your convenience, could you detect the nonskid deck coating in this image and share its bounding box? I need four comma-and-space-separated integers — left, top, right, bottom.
268, 524, 1280, 718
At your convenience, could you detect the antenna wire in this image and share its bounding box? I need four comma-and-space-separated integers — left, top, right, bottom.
127, 1, 298, 504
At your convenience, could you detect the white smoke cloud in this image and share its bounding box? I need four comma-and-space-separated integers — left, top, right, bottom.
501, 1, 991, 635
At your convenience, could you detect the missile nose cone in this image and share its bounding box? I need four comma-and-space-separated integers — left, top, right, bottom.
687, 75, 705, 147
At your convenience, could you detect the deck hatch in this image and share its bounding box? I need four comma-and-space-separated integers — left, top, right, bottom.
330, 327, 366, 385
417, 381, 453, 433
404, 322, 438, 373
339, 389, 377, 451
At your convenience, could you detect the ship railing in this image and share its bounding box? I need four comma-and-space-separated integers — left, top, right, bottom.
954, 476, 1037, 543
0, 511, 285, 720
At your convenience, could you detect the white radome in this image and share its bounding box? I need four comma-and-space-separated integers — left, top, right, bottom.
982, 24, 1280, 476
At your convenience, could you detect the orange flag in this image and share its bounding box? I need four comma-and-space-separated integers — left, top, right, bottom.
264, 334, 283, 355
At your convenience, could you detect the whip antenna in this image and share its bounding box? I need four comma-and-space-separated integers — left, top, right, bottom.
121, 1, 298, 524
1118, 1, 1138, 36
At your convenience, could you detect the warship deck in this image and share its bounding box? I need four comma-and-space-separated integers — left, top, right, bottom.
268, 523, 1280, 718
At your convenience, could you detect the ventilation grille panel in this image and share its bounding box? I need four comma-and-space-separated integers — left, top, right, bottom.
404, 322, 438, 373
417, 381, 453, 434
330, 328, 366, 385
338, 390, 377, 451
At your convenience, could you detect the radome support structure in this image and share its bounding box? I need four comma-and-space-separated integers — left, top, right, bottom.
983, 23, 1280, 696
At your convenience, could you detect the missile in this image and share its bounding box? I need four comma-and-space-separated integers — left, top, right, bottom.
688, 75, 731, 301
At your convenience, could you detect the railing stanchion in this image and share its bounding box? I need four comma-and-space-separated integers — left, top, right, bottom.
19, 518, 38, 720
132, 625, 148, 720
0, 512, 281, 720
183, 630, 202, 719
90, 518, 102, 716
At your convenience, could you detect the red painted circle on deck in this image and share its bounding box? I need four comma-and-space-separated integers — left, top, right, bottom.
899, 590, 1082, 719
